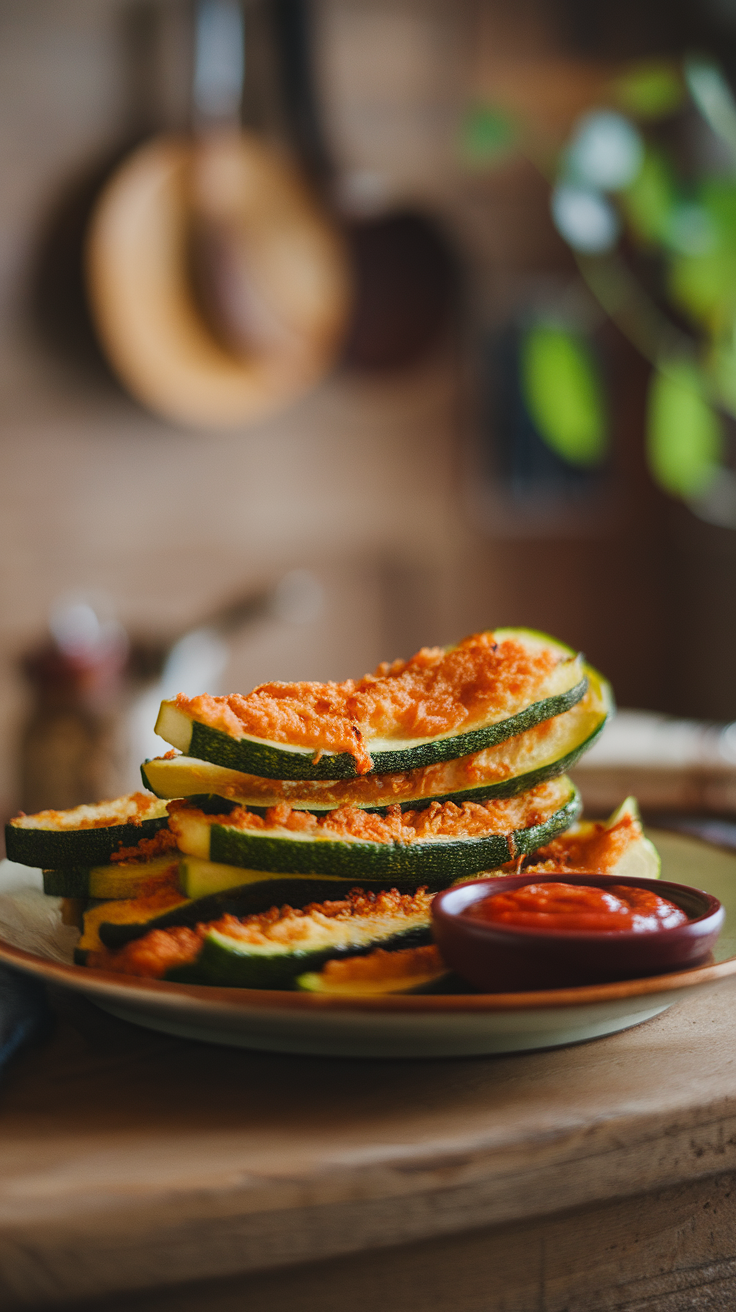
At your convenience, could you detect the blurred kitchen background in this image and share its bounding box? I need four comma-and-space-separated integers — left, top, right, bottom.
3, 0, 736, 830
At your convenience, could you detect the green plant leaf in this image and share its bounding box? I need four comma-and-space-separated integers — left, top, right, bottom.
685, 58, 736, 163
709, 324, 736, 419
521, 324, 608, 468
646, 361, 722, 498
668, 249, 736, 332
613, 61, 684, 120
619, 148, 677, 246
666, 185, 736, 331
460, 105, 517, 169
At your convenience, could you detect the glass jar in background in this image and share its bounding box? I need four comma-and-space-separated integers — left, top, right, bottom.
19, 597, 129, 814
16, 570, 326, 814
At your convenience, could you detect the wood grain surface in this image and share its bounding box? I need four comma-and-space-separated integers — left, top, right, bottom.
57, 1175, 736, 1312
3, 979, 736, 1309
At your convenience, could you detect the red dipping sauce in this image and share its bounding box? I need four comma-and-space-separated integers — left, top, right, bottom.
464, 881, 689, 934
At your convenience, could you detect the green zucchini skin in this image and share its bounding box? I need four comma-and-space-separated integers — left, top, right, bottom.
98, 876, 390, 949
142, 711, 605, 815
179, 678, 586, 781
199, 787, 580, 884
156, 631, 588, 781
192, 923, 433, 989
79, 889, 190, 955
43, 869, 90, 899
144, 665, 611, 813
43, 854, 177, 900
5, 812, 169, 869
399, 721, 600, 809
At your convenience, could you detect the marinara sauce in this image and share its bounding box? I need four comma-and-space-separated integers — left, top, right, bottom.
465, 881, 688, 933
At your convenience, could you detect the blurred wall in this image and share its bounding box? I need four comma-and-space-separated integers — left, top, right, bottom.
0, 0, 732, 820
0, 0, 472, 816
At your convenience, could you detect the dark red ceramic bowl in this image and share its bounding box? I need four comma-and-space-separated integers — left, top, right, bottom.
431, 874, 725, 992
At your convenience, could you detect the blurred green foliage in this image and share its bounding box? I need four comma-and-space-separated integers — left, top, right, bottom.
668, 183, 736, 335
521, 323, 608, 467
619, 149, 677, 246
460, 105, 518, 169
613, 62, 685, 120
647, 361, 722, 498
462, 57, 736, 513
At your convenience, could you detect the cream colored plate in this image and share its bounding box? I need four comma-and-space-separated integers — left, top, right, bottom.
1, 831, 735, 1058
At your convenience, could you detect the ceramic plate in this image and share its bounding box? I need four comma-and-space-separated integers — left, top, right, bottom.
1, 830, 736, 1058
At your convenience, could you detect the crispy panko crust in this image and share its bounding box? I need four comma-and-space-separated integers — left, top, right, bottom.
176, 632, 561, 772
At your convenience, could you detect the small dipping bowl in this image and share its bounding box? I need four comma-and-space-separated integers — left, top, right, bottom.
431, 874, 725, 992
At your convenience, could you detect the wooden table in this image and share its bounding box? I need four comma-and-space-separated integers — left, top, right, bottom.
2, 979, 736, 1312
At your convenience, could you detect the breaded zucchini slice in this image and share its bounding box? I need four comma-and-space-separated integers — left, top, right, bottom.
166, 777, 582, 886
155, 629, 589, 780
6, 793, 169, 867
144, 665, 611, 811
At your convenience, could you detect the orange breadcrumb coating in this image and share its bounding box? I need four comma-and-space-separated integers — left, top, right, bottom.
214, 887, 433, 943
318, 942, 444, 982
88, 887, 432, 980
88, 926, 204, 978
176, 632, 563, 773
527, 811, 639, 874
11, 792, 159, 831
154, 683, 597, 808
166, 779, 565, 846
111, 827, 178, 863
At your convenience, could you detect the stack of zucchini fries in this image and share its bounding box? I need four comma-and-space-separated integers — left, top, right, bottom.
6, 628, 656, 993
